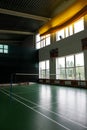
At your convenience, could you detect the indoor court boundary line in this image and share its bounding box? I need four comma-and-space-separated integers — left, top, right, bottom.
2, 85, 86, 119
0, 89, 71, 130
1, 88, 87, 129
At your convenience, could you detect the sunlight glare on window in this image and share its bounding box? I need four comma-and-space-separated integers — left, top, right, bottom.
46, 34, 50, 46
65, 27, 69, 37
36, 34, 40, 42
58, 57, 65, 68
66, 55, 74, 67
69, 25, 73, 36
75, 53, 84, 66
56, 29, 64, 41
36, 42, 40, 49
74, 17, 84, 33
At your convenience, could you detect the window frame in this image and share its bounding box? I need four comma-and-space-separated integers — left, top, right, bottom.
56, 52, 85, 80
0, 44, 8, 54
39, 60, 50, 79
36, 34, 50, 49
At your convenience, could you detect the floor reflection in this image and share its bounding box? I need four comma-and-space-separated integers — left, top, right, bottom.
39, 85, 52, 107
53, 87, 87, 125
38, 85, 87, 125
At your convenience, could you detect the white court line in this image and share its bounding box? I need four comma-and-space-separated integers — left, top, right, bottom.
0, 89, 71, 130
3, 86, 87, 119
20, 85, 87, 118
1, 88, 87, 129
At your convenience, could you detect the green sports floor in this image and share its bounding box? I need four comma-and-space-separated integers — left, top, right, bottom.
0, 83, 87, 130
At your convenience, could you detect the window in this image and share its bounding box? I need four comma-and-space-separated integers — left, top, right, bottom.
74, 17, 84, 34
39, 60, 50, 79
66, 55, 74, 79
56, 53, 85, 80
69, 25, 73, 36
0, 44, 8, 54
75, 53, 85, 80
0, 45, 3, 53
36, 34, 40, 49
39, 61, 45, 79
56, 57, 65, 79
45, 34, 50, 46
65, 27, 69, 37
56, 29, 65, 41
45, 60, 50, 78
40, 36, 45, 48
36, 34, 50, 49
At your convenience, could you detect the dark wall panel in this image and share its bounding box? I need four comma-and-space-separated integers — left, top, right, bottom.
0, 42, 39, 84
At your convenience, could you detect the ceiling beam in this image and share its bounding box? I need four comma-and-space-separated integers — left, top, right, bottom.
0, 29, 34, 35
0, 40, 22, 43
0, 8, 51, 22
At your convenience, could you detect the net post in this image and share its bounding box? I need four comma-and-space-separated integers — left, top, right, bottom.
10, 73, 13, 101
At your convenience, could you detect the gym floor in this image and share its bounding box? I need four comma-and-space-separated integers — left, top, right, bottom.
0, 83, 87, 130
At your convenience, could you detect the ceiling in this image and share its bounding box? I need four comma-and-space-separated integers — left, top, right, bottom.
0, 0, 73, 45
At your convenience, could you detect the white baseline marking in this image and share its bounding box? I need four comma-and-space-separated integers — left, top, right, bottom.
1, 88, 87, 129
0, 89, 71, 130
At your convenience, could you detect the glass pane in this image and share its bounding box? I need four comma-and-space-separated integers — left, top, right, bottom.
65, 27, 69, 37
58, 57, 65, 68
74, 17, 84, 33
39, 61, 46, 78
66, 68, 75, 79
66, 55, 74, 67
46, 36, 50, 46
58, 29, 65, 40
76, 67, 85, 80
75, 53, 84, 66
41, 39, 45, 48
4, 49, 8, 53
0, 49, 3, 53
46, 60, 49, 69
40, 61, 45, 69
41, 70, 46, 78
56, 29, 64, 41
56, 68, 59, 79
0, 45, 3, 48
4, 45, 8, 49
69, 25, 73, 35
39, 63, 41, 78
46, 69, 49, 79
56, 32, 58, 41
36, 34, 40, 42
56, 68, 65, 79
36, 42, 40, 49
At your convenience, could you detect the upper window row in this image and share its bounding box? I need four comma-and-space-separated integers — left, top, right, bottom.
0, 44, 8, 54
36, 17, 84, 49
56, 17, 84, 41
